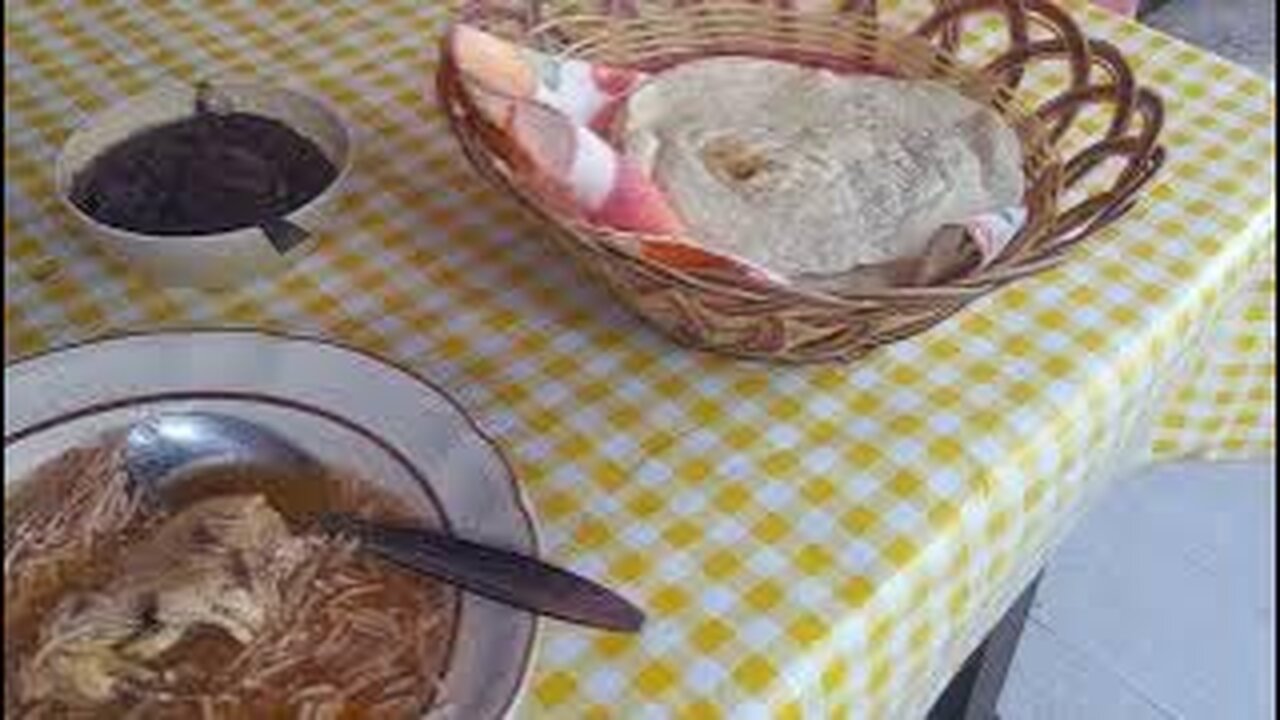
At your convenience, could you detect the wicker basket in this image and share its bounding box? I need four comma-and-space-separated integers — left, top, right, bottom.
438, 0, 1165, 363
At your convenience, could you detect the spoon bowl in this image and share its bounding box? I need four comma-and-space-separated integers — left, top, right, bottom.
124, 412, 645, 633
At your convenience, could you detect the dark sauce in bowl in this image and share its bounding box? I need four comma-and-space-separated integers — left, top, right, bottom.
69, 112, 337, 236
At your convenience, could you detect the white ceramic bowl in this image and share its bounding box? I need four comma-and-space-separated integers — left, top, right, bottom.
55, 81, 353, 289
4, 331, 538, 718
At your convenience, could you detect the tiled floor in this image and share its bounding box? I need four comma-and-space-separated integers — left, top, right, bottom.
999, 461, 1276, 719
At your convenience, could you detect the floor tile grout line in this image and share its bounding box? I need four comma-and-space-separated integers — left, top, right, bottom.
1175, 548, 1276, 619
1027, 615, 1185, 720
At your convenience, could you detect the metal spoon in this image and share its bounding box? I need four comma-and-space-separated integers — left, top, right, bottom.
123, 412, 645, 633
193, 80, 311, 255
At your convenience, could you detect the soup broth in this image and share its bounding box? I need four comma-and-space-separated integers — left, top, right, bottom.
4, 433, 457, 719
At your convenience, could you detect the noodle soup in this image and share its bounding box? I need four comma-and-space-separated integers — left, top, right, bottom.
4, 432, 458, 719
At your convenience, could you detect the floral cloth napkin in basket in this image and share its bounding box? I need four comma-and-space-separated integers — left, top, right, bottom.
445, 25, 1029, 291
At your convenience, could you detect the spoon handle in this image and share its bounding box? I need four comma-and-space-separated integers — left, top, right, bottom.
320, 514, 645, 633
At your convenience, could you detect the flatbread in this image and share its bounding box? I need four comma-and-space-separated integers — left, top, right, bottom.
622, 56, 1025, 277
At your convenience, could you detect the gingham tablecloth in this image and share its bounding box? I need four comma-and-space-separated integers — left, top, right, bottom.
4, 1, 1275, 718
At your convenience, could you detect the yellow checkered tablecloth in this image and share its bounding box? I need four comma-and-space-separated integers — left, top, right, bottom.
4, 1, 1274, 717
